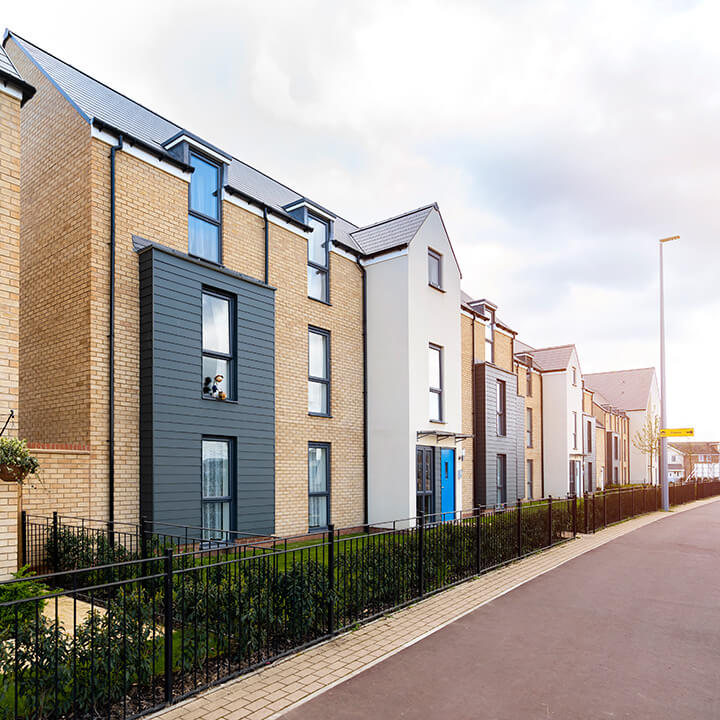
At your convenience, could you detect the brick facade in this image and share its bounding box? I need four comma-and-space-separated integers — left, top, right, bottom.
0, 87, 22, 577
515, 360, 543, 499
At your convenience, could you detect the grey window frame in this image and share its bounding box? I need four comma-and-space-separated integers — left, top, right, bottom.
526, 407, 533, 448
586, 419, 592, 453
526, 368, 532, 397
428, 248, 442, 290
496, 379, 507, 436
496, 454, 507, 506
188, 151, 223, 264
526, 459, 533, 499
485, 311, 495, 364
201, 288, 235, 400
307, 213, 330, 304
308, 326, 331, 417
429, 344, 443, 422
572, 411, 578, 449
201, 436, 234, 541
308, 442, 331, 531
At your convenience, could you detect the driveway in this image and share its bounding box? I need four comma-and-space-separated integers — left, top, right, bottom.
282, 502, 720, 720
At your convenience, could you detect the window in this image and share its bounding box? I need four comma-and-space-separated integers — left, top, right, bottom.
308, 443, 330, 529
308, 328, 330, 416
572, 411, 578, 449
416, 447, 434, 516
485, 311, 494, 363
587, 462, 593, 492
496, 380, 507, 435
526, 368, 532, 397
586, 420, 592, 453
496, 455, 507, 506
429, 345, 443, 421
526, 459, 533, 499
202, 291, 233, 399
613, 436, 619, 460
526, 407, 533, 448
189, 153, 221, 263
613, 467, 619, 484
428, 249, 442, 289
569, 460, 577, 495
201, 438, 232, 540
572, 367, 577, 386
307, 214, 330, 302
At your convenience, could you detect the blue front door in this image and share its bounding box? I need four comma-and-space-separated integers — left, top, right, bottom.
440, 448, 455, 517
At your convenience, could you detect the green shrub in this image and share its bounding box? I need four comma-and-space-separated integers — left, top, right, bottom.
0, 566, 49, 640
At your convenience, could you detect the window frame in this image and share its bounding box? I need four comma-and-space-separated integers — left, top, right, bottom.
308, 326, 331, 417
496, 379, 507, 436
572, 411, 578, 449
307, 213, 331, 304
201, 288, 235, 401
428, 344, 444, 422
526, 459, 533, 499
188, 151, 223, 264
416, 446, 434, 517
427, 248, 443, 290
571, 367, 577, 386
526, 407, 533, 448
308, 442, 331, 531
526, 368, 532, 397
485, 311, 495, 364
201, 436, 234, 541
585, 419, 592, 453
496, 454, 507, 506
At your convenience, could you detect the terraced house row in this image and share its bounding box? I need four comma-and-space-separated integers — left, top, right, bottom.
0, 31, 660, 578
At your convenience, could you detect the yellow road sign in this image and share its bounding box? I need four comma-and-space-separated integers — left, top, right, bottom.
659, 428, 694, 437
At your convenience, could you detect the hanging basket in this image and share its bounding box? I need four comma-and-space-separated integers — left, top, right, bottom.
0, 464, 29, 483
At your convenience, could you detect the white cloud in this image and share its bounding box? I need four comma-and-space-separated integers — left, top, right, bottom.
4, 0, 719, 436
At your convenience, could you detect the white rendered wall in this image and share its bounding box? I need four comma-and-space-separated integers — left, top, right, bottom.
541, 371, 570, 497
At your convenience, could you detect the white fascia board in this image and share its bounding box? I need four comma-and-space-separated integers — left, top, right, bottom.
91, 125, 192, 183
496, 327, 514, 339
360, 248, 409, 267
283, 199, 336, 222
331, 242, 358, 262
0, 82, 22, 101
223, 190, 311, 239
163, 133, 230, 165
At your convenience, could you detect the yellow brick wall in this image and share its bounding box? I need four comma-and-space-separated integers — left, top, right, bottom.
515, 362, 543, 499
494, 329, 513, 372
0, 88, 22, 577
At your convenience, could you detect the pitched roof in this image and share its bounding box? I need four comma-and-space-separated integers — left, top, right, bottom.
583, 368, 657, 412
514, 339, 535, 355
0, 39, 34, 104
4, 31, 366, 250
524, 344, 576, 372
667, 441, 719, 456
350, 204, 435, 255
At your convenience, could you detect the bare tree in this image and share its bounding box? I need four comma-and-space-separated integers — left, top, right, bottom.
632, 413, 660, 484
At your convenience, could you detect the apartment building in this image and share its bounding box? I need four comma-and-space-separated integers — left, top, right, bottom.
589, 390, 630, 487
0, 44, 34, 578
669, 442, 720, 480
516, 344, 584, 497
514, 348, 543, 500
581, 388, 597, 492
4, 30, 473, 543
584, 368, 659, 485
666, 444, 685, 481
461, 296, 525, 507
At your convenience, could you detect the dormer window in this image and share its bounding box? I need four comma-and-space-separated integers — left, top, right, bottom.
189, 153, 221, 263
485, 309, 495, 364
307, 214, 330, 303
428, 249, 442, 289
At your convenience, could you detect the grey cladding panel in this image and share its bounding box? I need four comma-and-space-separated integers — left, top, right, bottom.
139, 247, 275, 535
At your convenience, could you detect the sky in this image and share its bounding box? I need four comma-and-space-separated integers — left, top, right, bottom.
5, 0, 719, 438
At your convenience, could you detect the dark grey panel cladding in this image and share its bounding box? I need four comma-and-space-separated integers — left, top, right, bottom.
139, 246, 275, 535
473, 363, 525, 507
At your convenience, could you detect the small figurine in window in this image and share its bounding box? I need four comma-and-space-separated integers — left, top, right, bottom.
212, 374, 224, 398
203, 376, 213, 395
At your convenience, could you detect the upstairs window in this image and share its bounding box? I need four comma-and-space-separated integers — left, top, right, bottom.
526, 407, 533, 448
202, 291, 233, 399
572, 367, 577, 386
308, 327, 330, 416
307, 215, 330, 302
189, 153, 221, 263
485, 310, 495, 364
496, 380, 507, 436
428, 249, 442, 289
572, 411, 578, 449
526, 368, 532, 397
429, 344, 443, 421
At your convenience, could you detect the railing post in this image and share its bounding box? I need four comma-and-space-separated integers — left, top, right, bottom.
572, 494, 577, 537
140, 515, 149, 560
516, 498, 522, 557
163, 547, 174, 705
547, 496, 553, 548
475, 507, 481, 575
582, 492, 588, 534
631, 487, 635, 517
51, 511, 59, 573
327, 524, 335, 636
417, 511, 425, 598
20, 510, 27, 567
592, 493, 596, 533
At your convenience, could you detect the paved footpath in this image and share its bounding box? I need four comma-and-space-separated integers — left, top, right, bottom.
153, 497, 720, 720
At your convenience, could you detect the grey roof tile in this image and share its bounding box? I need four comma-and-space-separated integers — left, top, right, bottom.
0, 42, 22, 81
583, 368, 657, 412
350, 204, 435, 255
525, 344, 576, 372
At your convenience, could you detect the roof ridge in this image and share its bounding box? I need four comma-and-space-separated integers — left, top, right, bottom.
351, 203, 437, 235
584, 367, 655, 376
527, 343, 576, 353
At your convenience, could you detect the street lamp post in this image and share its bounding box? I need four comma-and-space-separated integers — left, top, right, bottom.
659, 235, 679, 511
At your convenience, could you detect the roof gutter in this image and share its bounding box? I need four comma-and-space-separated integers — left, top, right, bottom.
92, 118, 193, 173
0, 70, 35, 105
